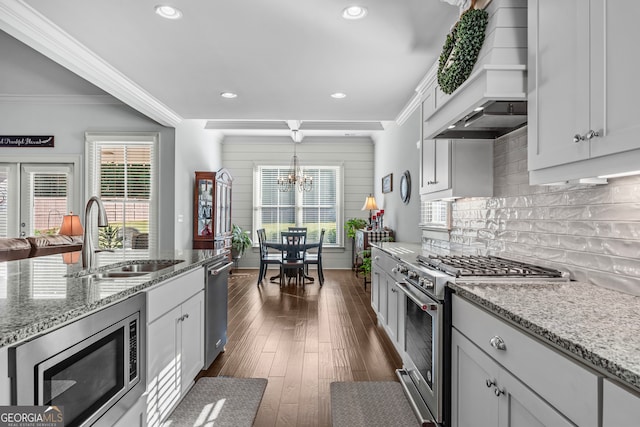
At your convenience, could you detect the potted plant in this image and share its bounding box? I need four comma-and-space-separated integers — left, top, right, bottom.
231, 224, 252, 260
345, 218, 367, 239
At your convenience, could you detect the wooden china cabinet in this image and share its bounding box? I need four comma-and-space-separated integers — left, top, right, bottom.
193, 169, 233, 258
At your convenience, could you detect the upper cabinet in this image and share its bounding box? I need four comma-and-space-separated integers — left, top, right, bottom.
193, 169, 233, 254
528, 0, 640, 184
419, 137, 493, 201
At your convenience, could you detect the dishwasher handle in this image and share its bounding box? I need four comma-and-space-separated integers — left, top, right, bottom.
207, 261, 234, 275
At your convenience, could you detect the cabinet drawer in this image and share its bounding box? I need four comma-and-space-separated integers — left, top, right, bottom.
603, 379, 640, 427
452, 295, 600, 427
146, 268, 204, 323
371, 248, 396, 273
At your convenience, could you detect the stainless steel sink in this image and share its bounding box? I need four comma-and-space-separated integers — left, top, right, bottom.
67, 259, 184, 280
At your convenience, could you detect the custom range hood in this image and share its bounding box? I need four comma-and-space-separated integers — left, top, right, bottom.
415, 0, 528, 140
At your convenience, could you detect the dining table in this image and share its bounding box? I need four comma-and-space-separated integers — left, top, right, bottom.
264, 239, 320, 282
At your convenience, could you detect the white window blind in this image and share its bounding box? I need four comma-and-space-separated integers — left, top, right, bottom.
24, 168, 70, 235
86, 134, 158, 253
422, 201, 450, 229
254, 165, 342, 245
0, 167, 8, 237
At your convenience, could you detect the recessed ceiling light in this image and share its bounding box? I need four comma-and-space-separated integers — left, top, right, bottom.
155, 5, 182, 20
220, 92, 238, 99
331, 92, 347, 99
342, 6, 368, 20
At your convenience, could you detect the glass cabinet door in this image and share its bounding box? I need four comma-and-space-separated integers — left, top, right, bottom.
197, 178, 213, 237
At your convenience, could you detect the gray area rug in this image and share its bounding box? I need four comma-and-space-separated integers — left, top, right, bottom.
163, 377, 267, 427
331, 381, 420, 427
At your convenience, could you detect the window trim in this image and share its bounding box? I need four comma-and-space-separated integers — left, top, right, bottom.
252, 161, 345, 247
85, 132, 159, 251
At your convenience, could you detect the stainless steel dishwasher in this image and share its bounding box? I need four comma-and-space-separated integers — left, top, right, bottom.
204, 255, 234, 368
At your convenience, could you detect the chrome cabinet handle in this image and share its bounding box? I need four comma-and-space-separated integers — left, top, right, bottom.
490, 336, 506, 351
585, 130, 600, 140
573, 134, 585, 143
486, 379, 496, 388
427, 180, 439, 185
391, 287, 398, 293
178, 313, 190, 322
494, 387, 505, 397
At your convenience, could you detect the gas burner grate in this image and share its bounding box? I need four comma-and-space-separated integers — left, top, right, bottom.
416, 255, 563, 278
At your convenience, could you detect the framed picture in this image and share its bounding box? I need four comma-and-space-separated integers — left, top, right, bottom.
382, 173, 393, 193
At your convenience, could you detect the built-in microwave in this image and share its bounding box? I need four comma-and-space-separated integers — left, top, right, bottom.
9, 293, 146, 427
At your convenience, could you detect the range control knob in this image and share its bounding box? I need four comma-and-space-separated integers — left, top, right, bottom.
419, 277, 434, 289
398, 265, 409, 275
407, 271, 418, 280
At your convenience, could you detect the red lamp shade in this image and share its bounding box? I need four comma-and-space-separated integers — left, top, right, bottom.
59, 213, 83, 236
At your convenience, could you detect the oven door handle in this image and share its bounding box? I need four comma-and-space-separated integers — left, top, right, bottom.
395, 282, 438, 312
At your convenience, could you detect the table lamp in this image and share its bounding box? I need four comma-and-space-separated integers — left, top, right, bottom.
59, 212, 83, 264
361, 194, 378, 226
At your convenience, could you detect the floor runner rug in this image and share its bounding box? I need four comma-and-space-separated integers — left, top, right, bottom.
163, 377, 267, 427
330, 381, 420, 427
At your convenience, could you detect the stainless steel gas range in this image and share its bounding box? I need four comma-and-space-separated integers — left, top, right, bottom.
392, 253, 567, 427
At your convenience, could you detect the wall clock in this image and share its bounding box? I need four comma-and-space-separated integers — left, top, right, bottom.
400, 170, 411, 204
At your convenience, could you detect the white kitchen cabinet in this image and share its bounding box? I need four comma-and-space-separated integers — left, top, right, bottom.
451, 329, 574, 427
0, 347, 9, 405
145, 268, 204, 427
528, 0, 640, 184
452, 295, 600, 427
371, 247, 405, 355
114, 394, 146, 427
419, 138, 493, 201
602, 379, 640, 427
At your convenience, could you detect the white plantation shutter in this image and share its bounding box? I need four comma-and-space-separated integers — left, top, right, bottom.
86, 133, 158, 252
23, 165, 71, 235
254, 164, 342, 245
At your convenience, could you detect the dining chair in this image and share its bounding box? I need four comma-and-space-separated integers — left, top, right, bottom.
257, 228, 281, 285
280, 231, 307, 287
305, 229, 325, 286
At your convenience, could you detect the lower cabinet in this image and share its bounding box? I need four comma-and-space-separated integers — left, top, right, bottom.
451, 295, 600, 427
602, 379, 640, 427
451, 329, 573, 427
145, 268, 205, 427
371, 247, 405, 356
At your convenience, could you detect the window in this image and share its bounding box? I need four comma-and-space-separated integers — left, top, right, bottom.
254, 165, 343, 246
86, 133, 159, 252
421, 201, 450, 229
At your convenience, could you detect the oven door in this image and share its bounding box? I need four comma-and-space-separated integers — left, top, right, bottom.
396, 281, 443, 426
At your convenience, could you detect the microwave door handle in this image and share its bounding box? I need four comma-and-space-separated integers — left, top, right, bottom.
395, 282, 438, 312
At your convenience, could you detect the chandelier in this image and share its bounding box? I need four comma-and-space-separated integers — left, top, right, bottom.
277, 130, 313, 192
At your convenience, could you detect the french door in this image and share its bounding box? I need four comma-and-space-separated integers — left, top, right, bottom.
0, 163, 76, 238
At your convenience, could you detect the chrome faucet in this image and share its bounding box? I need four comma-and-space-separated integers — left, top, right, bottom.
82, 196, 109, 270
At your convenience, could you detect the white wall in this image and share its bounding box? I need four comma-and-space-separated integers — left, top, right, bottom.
372, 110, 422, 243
174, 120, 223, 249
222, 135, 375, 269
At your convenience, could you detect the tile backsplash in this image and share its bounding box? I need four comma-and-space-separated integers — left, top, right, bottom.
422, 127, 640, 296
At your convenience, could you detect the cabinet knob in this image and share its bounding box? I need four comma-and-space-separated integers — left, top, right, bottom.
486, 378, 496, 388
494, 387, 505, 397
585, 130, 600, 140
573, 134, 585, 143
490, 335, 506, 351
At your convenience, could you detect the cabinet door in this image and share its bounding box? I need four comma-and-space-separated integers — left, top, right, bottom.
451, 329, 500, 427
371, 270, 381, 312
147, 305, 182, 427
589, 0, 640, 158
181, 291, 204, 394
603, 379, 640, 427
386, 276, 399, 345
420, 139, 450, 194
528, 0, 590, 170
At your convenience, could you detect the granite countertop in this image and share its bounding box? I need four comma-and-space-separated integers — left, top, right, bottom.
449, 281, 640, 391
0, 248, 227, 348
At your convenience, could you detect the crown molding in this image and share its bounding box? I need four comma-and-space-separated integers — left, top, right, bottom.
0, 0, 182, 127
395, 62, 438, 126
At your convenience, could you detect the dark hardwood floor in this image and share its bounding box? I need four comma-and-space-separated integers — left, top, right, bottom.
198, 268, 403, 427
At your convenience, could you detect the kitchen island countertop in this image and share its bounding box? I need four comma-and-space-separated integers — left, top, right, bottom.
0, 249, 226, 348
450, 281, 640, 392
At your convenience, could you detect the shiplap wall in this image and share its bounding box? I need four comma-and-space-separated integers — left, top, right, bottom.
423, 126, 640, 296
222, 135, 374, 271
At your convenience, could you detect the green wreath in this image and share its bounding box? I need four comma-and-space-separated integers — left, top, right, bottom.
437, 8, 489, 95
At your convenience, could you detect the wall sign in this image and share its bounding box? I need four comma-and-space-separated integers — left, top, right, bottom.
0, 136, 55, 148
